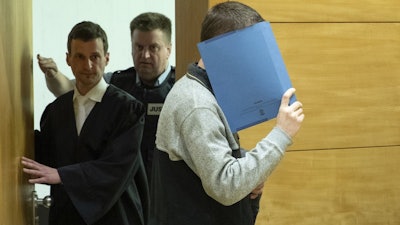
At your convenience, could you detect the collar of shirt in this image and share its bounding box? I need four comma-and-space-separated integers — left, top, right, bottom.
73, 78, 109, 103
73, 79, 109, 134
136, 63, 171, 87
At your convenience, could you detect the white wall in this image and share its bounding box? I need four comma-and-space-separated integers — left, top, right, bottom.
33, 0, 175, 197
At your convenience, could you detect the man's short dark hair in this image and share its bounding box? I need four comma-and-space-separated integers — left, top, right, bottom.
200, 1, 264, 41
67, 21, 108, 53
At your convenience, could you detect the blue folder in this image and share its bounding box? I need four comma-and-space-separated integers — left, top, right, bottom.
197, 21, 295, 132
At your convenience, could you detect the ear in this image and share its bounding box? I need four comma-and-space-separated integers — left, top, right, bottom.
66, 52, 71, 66
105, 52, 110, 66
166, 43, 172, 58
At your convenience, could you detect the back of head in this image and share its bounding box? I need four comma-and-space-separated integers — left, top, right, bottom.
67, 21, 108, 53
130, 12, 172, 43
200, 1, 264, 41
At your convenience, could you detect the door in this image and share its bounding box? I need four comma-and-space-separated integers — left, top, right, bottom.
0, 0, 34, 224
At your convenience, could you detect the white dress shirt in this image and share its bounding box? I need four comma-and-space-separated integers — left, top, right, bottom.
73, 79, 109, 135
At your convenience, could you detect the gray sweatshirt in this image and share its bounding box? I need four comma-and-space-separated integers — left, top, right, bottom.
156, 74, 292, 206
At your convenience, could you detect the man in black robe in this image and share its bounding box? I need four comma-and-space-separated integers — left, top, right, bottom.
22, 21, 149, 225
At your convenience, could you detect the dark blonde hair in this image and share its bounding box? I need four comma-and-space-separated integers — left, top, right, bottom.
130, 12, 172, 43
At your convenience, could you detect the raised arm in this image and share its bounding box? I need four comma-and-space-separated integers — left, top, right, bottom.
37, 54, 74, 97
275, 88, 304, 138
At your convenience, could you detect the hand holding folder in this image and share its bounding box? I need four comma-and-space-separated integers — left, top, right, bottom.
197, 21, 296, 132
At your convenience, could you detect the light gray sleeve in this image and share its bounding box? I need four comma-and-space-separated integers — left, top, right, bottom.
180, 108, 292, 206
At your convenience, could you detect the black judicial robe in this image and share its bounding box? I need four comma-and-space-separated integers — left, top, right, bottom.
35, 85, 149, 225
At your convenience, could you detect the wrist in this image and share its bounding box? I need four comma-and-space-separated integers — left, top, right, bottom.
45, 69, 58, 79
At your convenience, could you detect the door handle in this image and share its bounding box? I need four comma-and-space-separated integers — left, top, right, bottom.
32, 191, 52, 225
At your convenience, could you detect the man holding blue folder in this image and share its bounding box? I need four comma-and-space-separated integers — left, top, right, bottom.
150, 1, 305, 225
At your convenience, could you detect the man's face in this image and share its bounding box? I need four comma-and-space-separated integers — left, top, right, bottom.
131, 29, 171, 86
67, 38, 109, 94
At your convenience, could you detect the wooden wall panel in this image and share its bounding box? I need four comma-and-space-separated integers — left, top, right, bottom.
0, 0, 34, 224
238, 23, 400, 151
255, 146, 400, 225
244, 0, 400, 22
175, 0, 225, 77
176, 0, 400, 75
